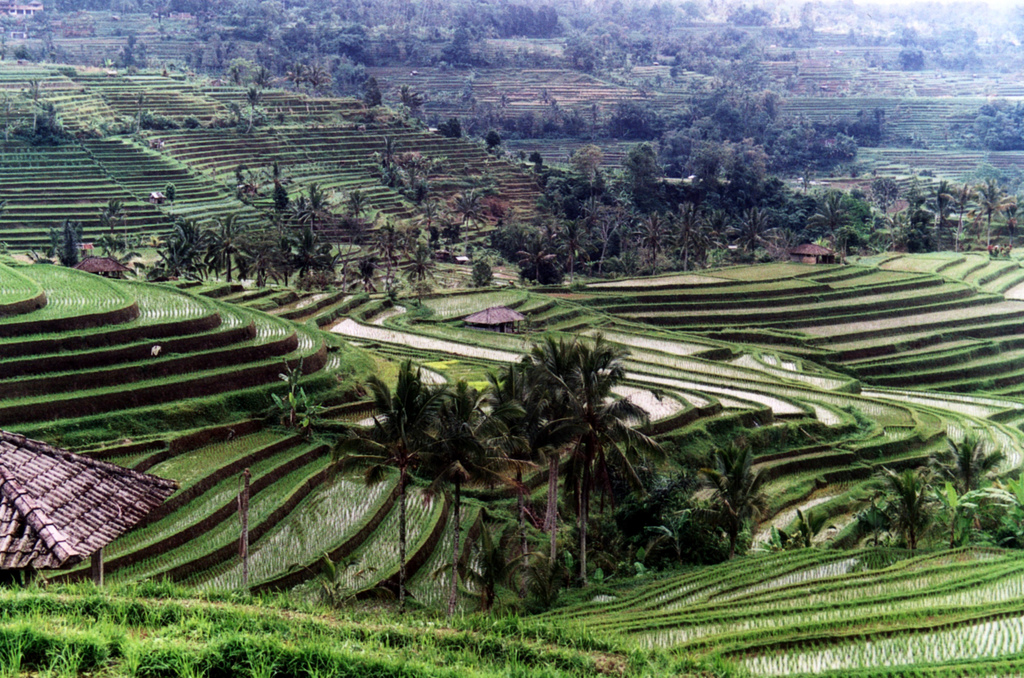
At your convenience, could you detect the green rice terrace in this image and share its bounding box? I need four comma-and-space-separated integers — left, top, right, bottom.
0, 63, 537, 251
8, 248, 1024, 675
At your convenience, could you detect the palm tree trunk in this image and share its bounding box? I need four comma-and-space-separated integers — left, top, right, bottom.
398, 467, 408, 613
517, 469, 527, 598
580, 468, 589, 586
546, 453, 559, 562
448, 483, 461, 617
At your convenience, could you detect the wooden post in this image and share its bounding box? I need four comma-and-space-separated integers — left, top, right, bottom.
238, 468, 251, 588
90, 549, 103, 587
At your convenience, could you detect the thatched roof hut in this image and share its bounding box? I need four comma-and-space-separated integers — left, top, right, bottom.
790, 243, 836, 264
0, 431, 177, 571
73, 257, 131, 279
464, 306, 526, 333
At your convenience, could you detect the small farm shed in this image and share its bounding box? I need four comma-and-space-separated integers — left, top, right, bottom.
789, 243, 836, 264
149, 191, 167, 204
464, 306, 526, 333
74, 256, 130, 279
0, 431, 177, 585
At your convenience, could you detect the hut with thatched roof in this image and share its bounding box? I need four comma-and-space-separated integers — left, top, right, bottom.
0, 431, 177, 584
464, 306, 526, 333
789, 243, 837, 264
73, 256, 131, 279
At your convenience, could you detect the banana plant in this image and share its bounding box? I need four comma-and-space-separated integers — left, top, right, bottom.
271, 359, 322, 434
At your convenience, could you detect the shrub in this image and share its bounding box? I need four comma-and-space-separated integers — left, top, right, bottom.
471, 260, 493, 287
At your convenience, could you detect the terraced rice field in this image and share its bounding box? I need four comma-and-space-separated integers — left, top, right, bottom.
540, 547, 1024, 676
7, 244, 1024, 649
326, 266, 1024, 560
0, 63, 539, 250
0, 262, 328, 440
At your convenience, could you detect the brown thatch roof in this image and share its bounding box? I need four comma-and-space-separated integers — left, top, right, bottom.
73, 257, 130, 274
790, 243, 835, 256
464, 306, 526, 326
0, 431, 177, 570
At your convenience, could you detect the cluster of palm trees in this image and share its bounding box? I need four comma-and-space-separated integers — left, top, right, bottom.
498, 175, 1024, 284
503, 199, 774, 284
285, 61, 333, 97
931, 178, 1019, 252
694, 431, 1017, 559
864, 434, 1010, 552
333, 334, 660, 614
150, 215, 334, 285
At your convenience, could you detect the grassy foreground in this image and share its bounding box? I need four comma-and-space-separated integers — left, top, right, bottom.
0, 583, 723, 678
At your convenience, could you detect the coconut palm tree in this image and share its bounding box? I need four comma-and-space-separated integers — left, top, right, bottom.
292, 183, 334, 232
874, 210, 910, 252
381, 136, 399, 172
1, 92, 13, 146
357, 256, 378, 293
135, 91, 145, 132
673, 202, 702, 272
251, 65, 273, 89
245, 86, 262, 133
99, 198, 126, 235
375, 224, 401, 290
414, 199, 442, 235
453, 190, 485, 230
240, 237, 284, 288
729, 207, 775, 252
700, 444, 769, 559
932, 434, 1005, 496
807, 191, 849, 246
560, 219, 588, 284
876, 467, 935, 552
951, 182, 977, 252
304, 62, 332, 96
332, 361, 448, 612
438, 511, 520, 612
406, 243, 436, 302
399, 85, 425, 117
975, 178, 1012, 248
424, 381, 519, 616
153, 219, 211, 280
594, 208, 625, 276
930, 180, 954, 248
286, 62, 307, 89
346, 189, 367, 219
487, 364, 571, 592
206, 214, 246, 283
528, 335, 659, 584
639, 212, 668, 273
566, 336, 660, 584
516, 237, 559, 285
1005, 199, 1019, 247
96, 232, 142, 268
290, 223, 333, 280
524, 336, 580, 562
